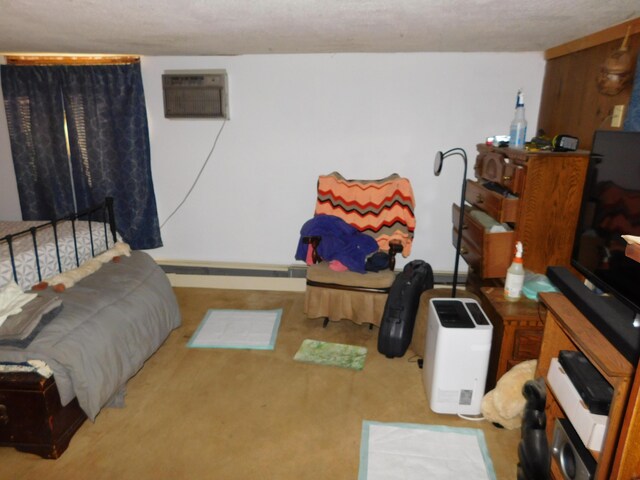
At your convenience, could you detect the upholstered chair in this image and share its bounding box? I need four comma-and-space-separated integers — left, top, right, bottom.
296, 172, 415, 327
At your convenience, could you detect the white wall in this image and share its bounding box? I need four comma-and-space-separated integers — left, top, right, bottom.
0, 52, 546, 273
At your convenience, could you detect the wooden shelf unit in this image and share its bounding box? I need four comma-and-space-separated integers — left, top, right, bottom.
536, 292, 634, 479
480, 286, 545, 391
611, 241, 640, 478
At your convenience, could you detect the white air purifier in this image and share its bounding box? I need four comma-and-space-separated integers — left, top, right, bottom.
423, 298, 493, 415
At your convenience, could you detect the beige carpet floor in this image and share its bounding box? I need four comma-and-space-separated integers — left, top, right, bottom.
0, 287, 520, 479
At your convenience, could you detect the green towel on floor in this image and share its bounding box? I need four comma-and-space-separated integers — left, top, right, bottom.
294, 339, 367, 370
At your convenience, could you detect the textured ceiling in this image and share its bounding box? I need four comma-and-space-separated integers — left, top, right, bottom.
0, 0, 638, 55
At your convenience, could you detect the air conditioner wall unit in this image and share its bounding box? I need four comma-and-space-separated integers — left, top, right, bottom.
162, 70, 229, 119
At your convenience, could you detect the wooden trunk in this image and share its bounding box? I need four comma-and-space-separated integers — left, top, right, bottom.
0, 372, 86, 459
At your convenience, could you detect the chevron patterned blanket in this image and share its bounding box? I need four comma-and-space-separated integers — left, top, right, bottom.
314, 172, 415, 256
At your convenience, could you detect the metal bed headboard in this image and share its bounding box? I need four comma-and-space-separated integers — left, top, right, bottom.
1, 197, 118, 285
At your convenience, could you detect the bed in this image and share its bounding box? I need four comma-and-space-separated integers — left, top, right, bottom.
0, 199, 181, 458
0, 198, 119, 290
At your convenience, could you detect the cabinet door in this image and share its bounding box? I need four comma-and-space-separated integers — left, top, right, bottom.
512, 328, 544, 363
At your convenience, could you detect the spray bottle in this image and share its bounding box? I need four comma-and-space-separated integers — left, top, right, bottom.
504, 241, 524, 301
509, 89, 527, 149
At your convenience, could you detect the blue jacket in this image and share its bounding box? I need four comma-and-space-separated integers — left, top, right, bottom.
295, 215, 378, 273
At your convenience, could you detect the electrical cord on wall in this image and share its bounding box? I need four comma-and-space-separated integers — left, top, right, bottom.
160, 119, 227, 229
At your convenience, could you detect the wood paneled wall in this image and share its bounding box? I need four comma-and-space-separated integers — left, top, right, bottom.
537, 18, 640, 150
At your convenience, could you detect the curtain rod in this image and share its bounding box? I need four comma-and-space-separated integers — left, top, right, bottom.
5, 55, 140, 65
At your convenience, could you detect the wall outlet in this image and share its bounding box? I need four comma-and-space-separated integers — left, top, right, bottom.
611, 105, 625, 128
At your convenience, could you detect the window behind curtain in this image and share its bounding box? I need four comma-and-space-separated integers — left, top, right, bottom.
1, 66, 75, 219
1, 60, 163, 250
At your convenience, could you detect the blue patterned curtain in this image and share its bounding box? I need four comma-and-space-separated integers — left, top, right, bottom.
624, 53, 640, 131
1, 67, 75, 219
62, 64, 162, 249
1, 63, 162, 249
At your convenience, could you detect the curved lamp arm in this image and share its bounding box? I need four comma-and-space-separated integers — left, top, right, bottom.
434, 148, 468, 298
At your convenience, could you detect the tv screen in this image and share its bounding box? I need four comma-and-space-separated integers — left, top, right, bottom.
571, 130, 640, 319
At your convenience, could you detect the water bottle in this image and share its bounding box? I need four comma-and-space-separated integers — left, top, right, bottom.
509, 90, 527, 149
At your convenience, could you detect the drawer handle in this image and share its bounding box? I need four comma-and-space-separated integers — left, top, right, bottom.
475, 193, 484, 204
461, 222, 468, 230
502, 175, 512, 182
460, 247, 468, 255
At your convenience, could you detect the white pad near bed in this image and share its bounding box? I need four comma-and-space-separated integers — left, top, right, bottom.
187, 309, 282, 350
358, 421, 496, 480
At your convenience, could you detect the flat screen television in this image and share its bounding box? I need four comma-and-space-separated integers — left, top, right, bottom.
556, 129, 640, 363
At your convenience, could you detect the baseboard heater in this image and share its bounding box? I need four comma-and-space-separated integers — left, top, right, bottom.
160, 264, 462, 284
160, 264, 307, 278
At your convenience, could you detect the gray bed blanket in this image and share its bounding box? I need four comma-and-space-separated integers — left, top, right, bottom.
0, 251, 181, 421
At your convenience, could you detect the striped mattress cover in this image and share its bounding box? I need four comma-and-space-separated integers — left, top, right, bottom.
0, 220, 118, 290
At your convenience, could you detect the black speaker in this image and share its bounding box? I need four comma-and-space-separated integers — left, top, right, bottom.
551, 418, 596, 479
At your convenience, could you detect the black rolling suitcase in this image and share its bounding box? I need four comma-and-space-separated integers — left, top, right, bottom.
377, 260, 434, 358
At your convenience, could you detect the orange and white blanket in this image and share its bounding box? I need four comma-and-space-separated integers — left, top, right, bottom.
314, 172, 416, 256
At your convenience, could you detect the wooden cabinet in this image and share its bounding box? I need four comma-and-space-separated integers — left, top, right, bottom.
612, 362, 640, 479
536, 292, 634, 480
479, 286, 545, 390
455, 145, 589, 387
455, 144, 590, 283
610, 245, 640, 479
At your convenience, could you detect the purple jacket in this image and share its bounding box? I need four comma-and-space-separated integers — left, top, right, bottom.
295, 214, 378, 273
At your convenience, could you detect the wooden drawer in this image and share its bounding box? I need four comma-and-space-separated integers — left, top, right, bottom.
512, 327, 544, 362
452, 204, 514, 278
475, 151, 526, 195
465, 180, 519, 223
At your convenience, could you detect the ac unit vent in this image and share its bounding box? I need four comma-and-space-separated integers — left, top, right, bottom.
162, 70, 229, 119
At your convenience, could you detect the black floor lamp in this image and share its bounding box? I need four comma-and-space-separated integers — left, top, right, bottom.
434, 147, 468, 298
